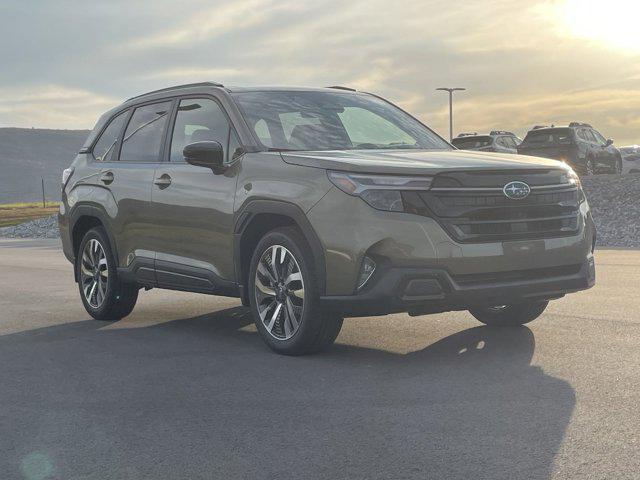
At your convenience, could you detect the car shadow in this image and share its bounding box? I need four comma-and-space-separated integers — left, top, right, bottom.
0, 306, 574, 480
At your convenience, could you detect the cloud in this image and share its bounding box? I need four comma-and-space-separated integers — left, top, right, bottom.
125, 0, 289, 50
0, 0, 638, 143
0, 85, 118, 129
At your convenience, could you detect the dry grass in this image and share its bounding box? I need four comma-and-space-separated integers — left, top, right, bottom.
0, 202, 60, 228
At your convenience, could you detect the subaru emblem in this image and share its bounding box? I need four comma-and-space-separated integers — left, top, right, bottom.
503, 181, 531, 200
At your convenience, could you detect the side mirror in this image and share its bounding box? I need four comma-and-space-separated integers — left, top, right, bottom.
604, 139, 614, 147
183, 141, 224, 170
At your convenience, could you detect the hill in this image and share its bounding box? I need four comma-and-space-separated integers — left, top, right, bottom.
0, 128, 90, 203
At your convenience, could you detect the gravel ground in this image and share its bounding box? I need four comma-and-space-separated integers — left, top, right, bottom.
1, 174, 639, 246
581, 174, 640, 248
0, 214, 59, 238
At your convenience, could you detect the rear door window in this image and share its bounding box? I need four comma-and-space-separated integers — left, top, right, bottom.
502, 137, 517, 148
583, 130, 597, 143
451, 136, 493, 149
92, 110, 129, 162
120, 101, 172, 162
496, 137, 509, 148
522, 129, 573, 146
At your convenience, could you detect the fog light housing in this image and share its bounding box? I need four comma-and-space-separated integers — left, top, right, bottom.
357, 256, 376, 290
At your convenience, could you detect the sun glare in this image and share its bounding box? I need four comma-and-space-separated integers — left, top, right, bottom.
561, 0, 640, 52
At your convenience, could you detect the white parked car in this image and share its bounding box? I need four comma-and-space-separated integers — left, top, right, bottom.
619, 145, 640, 174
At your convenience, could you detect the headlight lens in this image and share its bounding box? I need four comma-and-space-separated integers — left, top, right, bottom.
328, 171, 433, 211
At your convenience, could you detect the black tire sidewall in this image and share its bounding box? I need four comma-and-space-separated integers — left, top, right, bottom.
248, 228, 323, 354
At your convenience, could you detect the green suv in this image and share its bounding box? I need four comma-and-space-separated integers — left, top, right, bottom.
59, 82, 596, 355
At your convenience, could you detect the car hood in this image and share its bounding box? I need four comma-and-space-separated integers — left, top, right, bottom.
281, 149, 567, 175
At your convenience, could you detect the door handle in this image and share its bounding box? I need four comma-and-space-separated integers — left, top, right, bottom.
100, 171, 114, 185
154, 174, 172, 189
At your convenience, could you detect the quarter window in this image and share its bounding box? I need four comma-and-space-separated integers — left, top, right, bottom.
170, 98, 235, 162
92, 110, 129, 162
120, 101, 172, 162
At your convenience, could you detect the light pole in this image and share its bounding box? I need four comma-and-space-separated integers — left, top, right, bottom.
436, 87, 466, 142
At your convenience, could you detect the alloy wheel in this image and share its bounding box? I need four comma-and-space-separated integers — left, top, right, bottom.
80, 238, 109, 308
254, 245, 305, 340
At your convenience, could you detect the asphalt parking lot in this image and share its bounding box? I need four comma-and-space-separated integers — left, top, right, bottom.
1, 239, 639, 480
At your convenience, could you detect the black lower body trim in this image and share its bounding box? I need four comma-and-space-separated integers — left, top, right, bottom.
320, 257, 595, 317
117, 258, 239, 298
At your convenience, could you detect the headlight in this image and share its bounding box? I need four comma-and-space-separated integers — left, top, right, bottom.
328, 171, 433, 212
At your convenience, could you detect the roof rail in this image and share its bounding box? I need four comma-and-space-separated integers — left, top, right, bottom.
457, 132, 478, 137
490, 130, 515, 136
532, 125, 549, 130
569, 122, 592, 128
125, 81, 225, 102
327, 85, 357, 92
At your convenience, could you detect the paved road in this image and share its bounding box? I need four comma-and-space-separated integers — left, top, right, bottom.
0, 239, 639, 480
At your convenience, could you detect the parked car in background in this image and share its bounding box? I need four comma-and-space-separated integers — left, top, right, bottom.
517, 123, 622, 176
451, 130, 522, 154
619, 145, 640, 174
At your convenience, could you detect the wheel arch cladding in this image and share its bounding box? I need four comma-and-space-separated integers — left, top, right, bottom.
234, 200, 326, 305
70, 205, 118, 281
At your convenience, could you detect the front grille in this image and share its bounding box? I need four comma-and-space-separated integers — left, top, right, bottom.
402, 170, 582, 243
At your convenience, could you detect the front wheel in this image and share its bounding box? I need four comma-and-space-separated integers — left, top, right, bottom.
611, 155, 623, 174
469, 300, 549, 327
248, 227, 343, 355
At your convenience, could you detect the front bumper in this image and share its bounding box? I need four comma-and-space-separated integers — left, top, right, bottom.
321, 255, 595, 317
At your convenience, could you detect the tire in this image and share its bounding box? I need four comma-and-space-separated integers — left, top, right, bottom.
248, 226, 343, 355
611, 155, 623, 174
76, 227, 138, 321
468, 300, 549, 327
575, 156, 595, 176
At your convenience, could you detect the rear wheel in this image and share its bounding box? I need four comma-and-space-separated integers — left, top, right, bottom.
76, 227, 138, 321
469, 300, 549, 327
576, 156, 595, 176
248, 227, 343, 355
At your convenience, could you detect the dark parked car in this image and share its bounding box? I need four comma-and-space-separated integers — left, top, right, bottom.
451, 130, 522, 154
619, 145, 640, 174
517, 123, 622, 175
58, 83, 596, 355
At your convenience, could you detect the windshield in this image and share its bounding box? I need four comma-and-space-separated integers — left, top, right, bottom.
232, 91, 450, 152
521, 128, 574, 146
451, 136, 493, 149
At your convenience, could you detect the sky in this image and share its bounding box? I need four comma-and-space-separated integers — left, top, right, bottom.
0, 0, 639, 144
